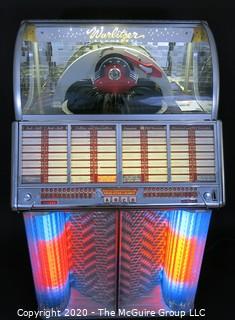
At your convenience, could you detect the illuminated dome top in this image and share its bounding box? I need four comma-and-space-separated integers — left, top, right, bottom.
14, 21, 218, 120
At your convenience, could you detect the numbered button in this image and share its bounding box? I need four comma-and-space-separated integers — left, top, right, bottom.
112, 196, 119, 203
120, 196, 128, 203
129, 196, 136, 203
104, 197, 111, 203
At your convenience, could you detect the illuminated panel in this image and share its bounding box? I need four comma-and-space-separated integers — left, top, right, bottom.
21, 125, 68, 184
170, 125, 216, 182
24, 212, 70, 310
119, 210, 168, 306
70, 210, 117, 308
71, 126, 117, 183
162, 210, 211, 311
122, 126, 167, 183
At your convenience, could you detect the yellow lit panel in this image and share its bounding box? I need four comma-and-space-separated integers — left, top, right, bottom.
123, 153, 141, 160
21, 125, 68, 184
171, 145, 189, 152
97, 176, 116, 183
122, 138, 141, 145
98, 168, 116, 174
71, 146, 91, 152
71, 176, 91, 183
71, 153, 90, 160
123, 160, 141, 167
21, 124, 216, 186
48, 176, 67, 183
171, 168, 190, 174
71, 126, 117, 183
71, 168, 91, 175
48, 145, 67, 152
97, 138, 116, 144
171, 160, 190, 167
148, 153, 167, 160
122, 145, 141, 152
148, 175, 168, 182
148, 160, 168, 166
48, 168, 67, 175
123, 168, 142, 174
98, 160, 116, 167
171, 153, 189, 160
98, 146, 116, 152
122, 125, 167, 183
149, 167, 168, 175
170, 125, 216, 182
171, 175, 190, 182
148, 145, 167, 152
71, 161, 90, 168
49, 153, 67, 160
97, 153, 116, 160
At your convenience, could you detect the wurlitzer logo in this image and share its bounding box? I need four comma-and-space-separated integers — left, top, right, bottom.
86, 26, 145, 42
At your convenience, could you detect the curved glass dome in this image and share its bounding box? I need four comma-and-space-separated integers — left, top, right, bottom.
14, 21, 218, 119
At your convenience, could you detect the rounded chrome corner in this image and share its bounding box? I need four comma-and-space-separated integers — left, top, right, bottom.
13, 22, 27, 121
204, 22, 220, 120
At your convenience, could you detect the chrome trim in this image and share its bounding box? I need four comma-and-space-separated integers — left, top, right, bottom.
204, 22, 220, 120
13, 22, 25, 121
19, 120, 217, 127
217, 121, 225, 206
25, 19, 203, 26
116, 124, 122, 184
166, 124, 172, 182
67, 124, 71, 184
11, 122, 19, 210
18, 182, 219, 188
22, 114, 212, 122
17, 203, 220, 210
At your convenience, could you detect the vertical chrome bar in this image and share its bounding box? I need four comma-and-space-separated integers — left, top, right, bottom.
11, 122, 19, 210
204, 22, 220, 120
13, 23, 25, 121
33, 42, 43, 114
166, 124, 171, 183
216, 121, 225, 206
67, 124, 71, 184
116, 123, 122, 184
184, 42, 193, 93
18, 123, 23, 186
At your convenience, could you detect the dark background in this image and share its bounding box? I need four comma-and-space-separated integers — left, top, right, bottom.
0, 1, 235, 319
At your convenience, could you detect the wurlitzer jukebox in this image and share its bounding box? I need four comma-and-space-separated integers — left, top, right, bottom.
12, 20, 225, 317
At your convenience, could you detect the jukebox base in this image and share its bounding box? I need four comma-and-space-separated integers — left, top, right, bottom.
24, 209, 211, 318
62, 285, 169, 318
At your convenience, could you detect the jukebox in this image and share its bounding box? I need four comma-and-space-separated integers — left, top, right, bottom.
12, 21, 225, 317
